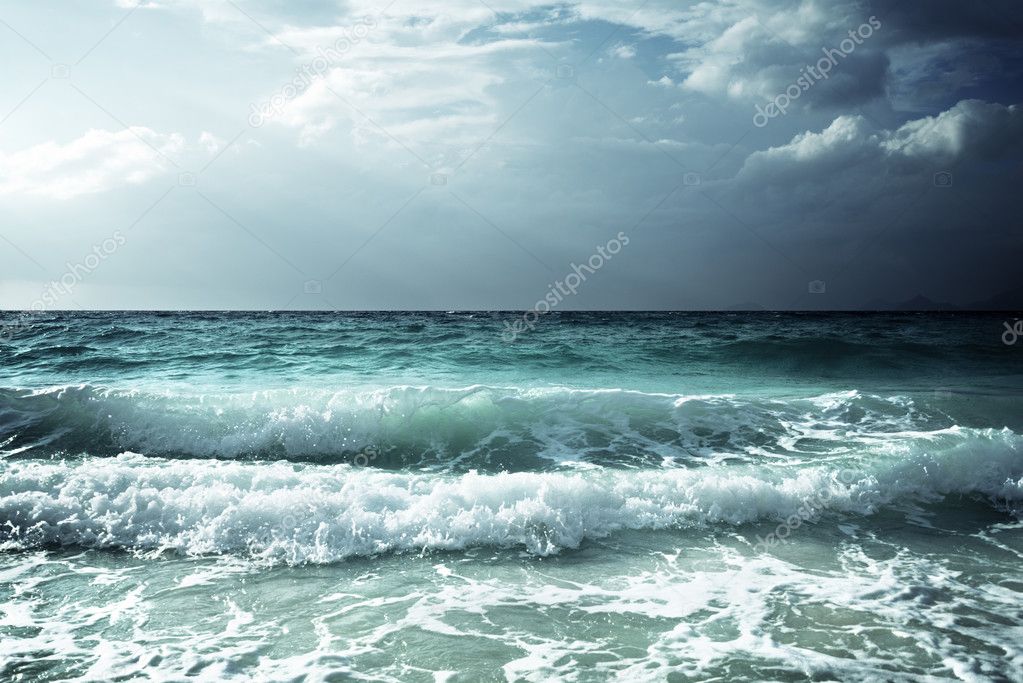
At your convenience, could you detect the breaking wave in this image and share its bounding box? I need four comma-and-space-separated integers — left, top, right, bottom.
1, 426, 1020, 563
0, 384, 954, 468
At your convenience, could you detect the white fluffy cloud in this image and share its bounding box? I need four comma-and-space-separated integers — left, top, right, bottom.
739, 99, 1022, 184
671, 2, 891, 109
0, 128, 184, 200
612, 43, 636, 59
881, 99, 1023, 162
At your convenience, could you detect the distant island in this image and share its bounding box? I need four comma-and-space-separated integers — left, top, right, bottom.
723, 286, 1023, 311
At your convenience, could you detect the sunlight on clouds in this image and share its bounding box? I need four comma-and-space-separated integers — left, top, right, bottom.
739, 99, 1023, 185
1, 129, 182, 200
273, 10, 553, 161
612, 44, 636, 59
881, 99, 1023, 161
199, 131, 223, 153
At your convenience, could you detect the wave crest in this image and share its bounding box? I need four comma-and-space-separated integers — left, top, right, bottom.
2, 427, 1020, 563
0, 384, 951, 468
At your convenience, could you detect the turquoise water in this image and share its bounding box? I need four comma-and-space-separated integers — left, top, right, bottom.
2, 312, 1022, 681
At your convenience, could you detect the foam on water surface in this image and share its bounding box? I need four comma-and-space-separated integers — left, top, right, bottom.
2, 312, 1022, 681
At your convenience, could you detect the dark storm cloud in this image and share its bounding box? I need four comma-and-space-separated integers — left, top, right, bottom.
676, 0, 1023, 114
863, 0, 1023, 42
807, 51, 890, 108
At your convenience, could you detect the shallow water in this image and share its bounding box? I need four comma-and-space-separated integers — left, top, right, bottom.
1, 312, 1022, 681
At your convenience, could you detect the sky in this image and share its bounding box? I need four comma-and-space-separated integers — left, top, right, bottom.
1, 0, 1022, 310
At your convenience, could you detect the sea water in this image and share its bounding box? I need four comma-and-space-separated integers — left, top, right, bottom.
1, 311, 1022, 681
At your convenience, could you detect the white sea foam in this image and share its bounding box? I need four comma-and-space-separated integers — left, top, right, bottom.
2, 426, 1020, 563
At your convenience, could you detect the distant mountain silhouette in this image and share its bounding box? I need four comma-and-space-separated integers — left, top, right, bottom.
857, 288, 1023, 311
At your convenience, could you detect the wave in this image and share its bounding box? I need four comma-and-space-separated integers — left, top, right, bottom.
1, 427, 1021, 562
0, 384, 953, 467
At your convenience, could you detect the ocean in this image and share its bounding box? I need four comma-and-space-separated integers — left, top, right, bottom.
1, 311, 1022, 681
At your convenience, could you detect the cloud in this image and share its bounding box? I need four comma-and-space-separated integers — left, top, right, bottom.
881, 99, 1023, 162
0, 128, 185, 200
266, 9, 554, 160
191, 0, 1022, 153
666, 0, 1023, 112
672, 4, 890, 109
648, 75, 677, 88
57, 0, 1018, 308
199, 131, 223, 153
612, 43, 636, 59
739, 99, 1023, 185
862, 0, 1023, 42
